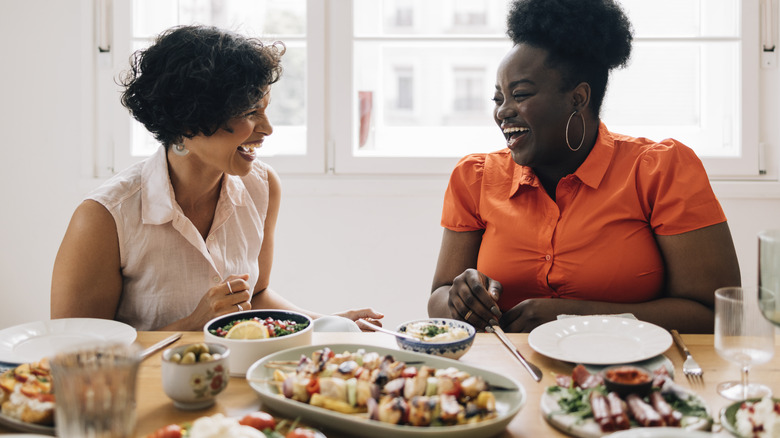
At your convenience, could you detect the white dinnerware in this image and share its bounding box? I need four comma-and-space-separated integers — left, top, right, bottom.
528, 316, 672, 364
0, 318, 136, 365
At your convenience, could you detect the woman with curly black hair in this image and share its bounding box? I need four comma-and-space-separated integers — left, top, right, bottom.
429, 0, 740, 333
51, 25, 383, 331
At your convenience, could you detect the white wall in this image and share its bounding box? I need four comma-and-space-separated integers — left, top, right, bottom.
2, 1, 780, 331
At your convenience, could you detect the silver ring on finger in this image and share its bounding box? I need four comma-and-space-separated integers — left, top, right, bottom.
464, 310, 473, 320
235, 303, 243, 311
226, 281, 233, 295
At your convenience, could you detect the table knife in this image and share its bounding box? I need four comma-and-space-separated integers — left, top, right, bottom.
486, 324, 543, 382
140, 332, 182, 360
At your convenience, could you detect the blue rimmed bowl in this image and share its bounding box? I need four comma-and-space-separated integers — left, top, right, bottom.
395, 318, 476, 360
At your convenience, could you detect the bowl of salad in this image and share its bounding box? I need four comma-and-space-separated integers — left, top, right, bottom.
204, 309, 313, 376
395, 318, 476, 359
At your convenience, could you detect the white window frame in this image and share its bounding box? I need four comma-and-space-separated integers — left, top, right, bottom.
95, 0, 774, 180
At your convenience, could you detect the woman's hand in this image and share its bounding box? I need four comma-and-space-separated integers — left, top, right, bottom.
498, 298, 569, 332
334, 308, 385, 330
446, 268, 503, 332
183, 274, 252, 330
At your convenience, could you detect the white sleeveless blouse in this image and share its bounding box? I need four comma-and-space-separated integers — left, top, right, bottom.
87, 146, 268, 330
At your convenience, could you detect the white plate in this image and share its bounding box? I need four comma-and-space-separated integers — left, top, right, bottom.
528, 316, 672, 364
246, 343, 526, 438
0, 318, 137, 364
540, 385, 711, 438
605, 428, 715, 437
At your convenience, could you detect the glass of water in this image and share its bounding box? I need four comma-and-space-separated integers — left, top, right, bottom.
759, 229, 780, 328
714, 287, 775, 400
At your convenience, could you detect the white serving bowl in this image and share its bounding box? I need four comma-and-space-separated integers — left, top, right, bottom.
203, 309, 313, 376
161, 342, 229, 410
395, 318, 476, 360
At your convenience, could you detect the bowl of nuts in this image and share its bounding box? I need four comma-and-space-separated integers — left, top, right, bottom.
161, 342, 229, 410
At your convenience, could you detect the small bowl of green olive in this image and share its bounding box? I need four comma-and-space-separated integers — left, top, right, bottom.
161, 342, 230, 410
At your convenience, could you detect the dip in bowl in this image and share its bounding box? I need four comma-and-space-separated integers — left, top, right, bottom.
204, 309, 313, 376
395, 318, 476, 359
601, 364, 653, 397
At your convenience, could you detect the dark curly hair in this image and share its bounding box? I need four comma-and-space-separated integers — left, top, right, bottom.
506, 0, 633, 115
120, 25, 284, 148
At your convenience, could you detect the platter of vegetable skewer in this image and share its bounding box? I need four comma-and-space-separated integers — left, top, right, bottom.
246, 344, 526, 438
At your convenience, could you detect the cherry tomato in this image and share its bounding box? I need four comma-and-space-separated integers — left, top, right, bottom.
286, 427, 317, 438
146, 424, 183, 438
306, 377, 320, 395
401, 366, 417, 378
239, 411, 276, 431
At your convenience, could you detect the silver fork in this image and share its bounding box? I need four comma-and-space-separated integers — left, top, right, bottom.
671, 329, 703, 383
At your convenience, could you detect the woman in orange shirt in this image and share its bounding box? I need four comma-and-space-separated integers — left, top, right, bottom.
428, 0, 740, 333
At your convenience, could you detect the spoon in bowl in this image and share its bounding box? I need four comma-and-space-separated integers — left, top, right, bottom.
357, 319, 418, 341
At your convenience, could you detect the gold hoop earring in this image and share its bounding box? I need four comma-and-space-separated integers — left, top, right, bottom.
565, 110, 586, 152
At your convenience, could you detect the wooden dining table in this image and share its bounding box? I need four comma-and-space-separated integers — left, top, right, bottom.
2, 331, 779, 437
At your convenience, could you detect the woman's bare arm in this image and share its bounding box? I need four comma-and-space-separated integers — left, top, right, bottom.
51, 200, 123, 319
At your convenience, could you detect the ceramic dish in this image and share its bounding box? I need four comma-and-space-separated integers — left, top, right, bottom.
246, 343, 526, 438
540, 383, 711, 438
0, 318, 136, 365
528, 316, 672, 364
0, 413, 54, 436
605, 428, 715, 437
395, 318, 476, 359
720, 397, 780, 438
204, 309, 313, 377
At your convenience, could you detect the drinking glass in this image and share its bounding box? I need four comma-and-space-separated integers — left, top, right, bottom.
49, 342, 142, 438
759, 229, 780, 327
714, 287, 775, 400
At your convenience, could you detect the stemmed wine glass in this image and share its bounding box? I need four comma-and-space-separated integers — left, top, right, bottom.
759, 229, 780, 328
714, 286, 775, 401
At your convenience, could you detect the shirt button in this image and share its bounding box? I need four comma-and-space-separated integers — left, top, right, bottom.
213, 276, 220, 283
545, 254, 552, 261
208, 235, 215, 240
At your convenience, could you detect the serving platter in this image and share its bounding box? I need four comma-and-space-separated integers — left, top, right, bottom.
0, 318, 137, 364
0, 413, 54, 436
540, 383, 711, 438
528, 316, 672, 365
720, 397, 780, 438
246, 343, 526, 438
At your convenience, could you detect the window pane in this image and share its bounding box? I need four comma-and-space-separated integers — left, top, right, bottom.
621, 0, 740, 38
603, 41, 740, 158
353, 41, 509, 157
129, 0, 307, 157
354, 0, 509, 36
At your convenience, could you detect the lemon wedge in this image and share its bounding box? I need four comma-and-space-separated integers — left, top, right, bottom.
225, 320, 269, 339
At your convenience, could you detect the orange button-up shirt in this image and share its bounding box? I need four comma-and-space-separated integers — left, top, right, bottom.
441, 123, 727, 311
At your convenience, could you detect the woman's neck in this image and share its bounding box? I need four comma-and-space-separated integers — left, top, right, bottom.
166, 149, 223, 238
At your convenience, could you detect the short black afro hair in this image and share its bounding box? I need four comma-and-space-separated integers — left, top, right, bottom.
120, 25, 284, 148
507, 0, 633, 114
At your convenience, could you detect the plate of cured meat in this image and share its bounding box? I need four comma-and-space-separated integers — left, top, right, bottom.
246, 344, 526, 438
541, 365, 711, 438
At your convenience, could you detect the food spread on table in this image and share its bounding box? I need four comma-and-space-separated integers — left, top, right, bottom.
732, 397, 780, 438
209, 317, 309, 339
402, 321, 470, 343
145, 411, 322, 438
268, 347, 498, 427
544, 364, 710, 436
0, 358, 54, 426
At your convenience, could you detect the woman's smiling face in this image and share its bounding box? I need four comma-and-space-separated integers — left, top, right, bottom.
183, 89, 273, 176
493, 44, 575, 168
